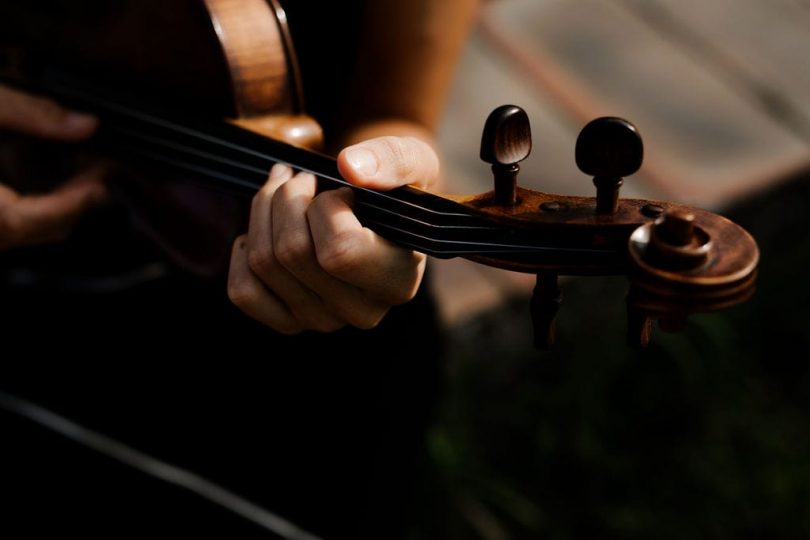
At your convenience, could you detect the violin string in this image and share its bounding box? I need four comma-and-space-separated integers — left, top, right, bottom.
115, 141, 560, 256
111, 126, 498, 233
47, 80, 618, 258
361, 218, 616, 255
117, 141, 615, 257
50, 80, 474, 220
114, 125, 269, 176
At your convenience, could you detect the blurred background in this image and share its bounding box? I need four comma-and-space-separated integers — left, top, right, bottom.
416, 0, 810, 538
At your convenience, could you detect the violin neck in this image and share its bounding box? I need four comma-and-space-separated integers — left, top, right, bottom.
4, 67, 625, 269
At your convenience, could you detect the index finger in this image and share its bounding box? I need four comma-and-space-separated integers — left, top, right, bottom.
0, 85, 98, 141
0, 167, 107, 249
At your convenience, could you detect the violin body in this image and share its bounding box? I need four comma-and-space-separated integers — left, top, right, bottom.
4, 1, 231, 108
3, 0, 320, 146
1, 0, 321, 274
0, 1, 759, 349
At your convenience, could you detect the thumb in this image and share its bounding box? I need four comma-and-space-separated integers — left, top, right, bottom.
337, 136, 439, 190
0, 85, 98, 141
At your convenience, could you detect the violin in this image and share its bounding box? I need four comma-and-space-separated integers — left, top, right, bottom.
0, 0, 758, 349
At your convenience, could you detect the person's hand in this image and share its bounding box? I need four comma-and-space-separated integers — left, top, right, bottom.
0, 85, 107, 251
227, 135, 439, 334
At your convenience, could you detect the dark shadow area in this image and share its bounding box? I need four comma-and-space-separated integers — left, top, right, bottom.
417, 170, 810, 539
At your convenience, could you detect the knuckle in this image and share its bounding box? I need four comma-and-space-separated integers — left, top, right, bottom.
227, 278, 256, 309
233, 233, 249, 248
251, 186, 271, 209
387, 254, 426, 305
306, 188, 353, 225
278, 173, 313, 199
307, 188, 338, 213
376, 270, 422, 306
389, 284, 419, 306
272, 179, 296, 205
316, 229, 364, 276
268, 163, 292, 181
246, 246, 277, 276
305, 192, 328, 219
273, 232, 311, 269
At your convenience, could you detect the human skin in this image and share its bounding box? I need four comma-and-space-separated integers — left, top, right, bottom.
227, 0, 478, 333
0, 84, 107, 252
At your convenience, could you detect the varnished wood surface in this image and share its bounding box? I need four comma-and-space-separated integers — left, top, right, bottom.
2, 0, 233, 113
202, 0, 322, 147
203, 0, 297, 116
2, 0, 319, 146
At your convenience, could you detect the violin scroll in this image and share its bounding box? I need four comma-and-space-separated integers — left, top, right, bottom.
626, 207, 757, 347
461, 106, 759, 349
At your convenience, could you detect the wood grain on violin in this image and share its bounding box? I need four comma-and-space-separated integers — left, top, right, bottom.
0, 0, 758, 349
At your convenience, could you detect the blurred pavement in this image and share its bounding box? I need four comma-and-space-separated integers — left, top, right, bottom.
431, 0, 810, 327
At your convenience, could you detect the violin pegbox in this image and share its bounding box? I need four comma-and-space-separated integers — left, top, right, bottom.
469, 105, 758, 350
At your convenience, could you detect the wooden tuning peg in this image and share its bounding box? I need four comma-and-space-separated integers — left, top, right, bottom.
575, 117, 643, 214
480, 106, 559, 349
480, 105, 532, 206
530, 272, 562, 350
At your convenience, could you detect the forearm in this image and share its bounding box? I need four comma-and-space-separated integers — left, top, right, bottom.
340, 0, 479, 138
